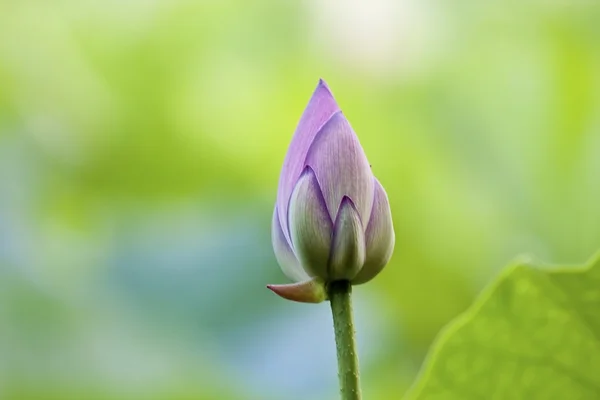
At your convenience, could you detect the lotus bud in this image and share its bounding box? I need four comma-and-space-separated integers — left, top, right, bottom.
268, 79, 394, 303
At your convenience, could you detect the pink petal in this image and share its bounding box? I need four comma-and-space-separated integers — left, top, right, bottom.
277, 79, 340, 244
305, 111, 374, 226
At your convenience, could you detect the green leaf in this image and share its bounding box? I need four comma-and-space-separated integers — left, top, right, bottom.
406, 252, 600, 399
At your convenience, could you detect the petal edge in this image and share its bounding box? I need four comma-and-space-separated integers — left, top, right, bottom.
272, 207, 308, 282
352, 178, 395, 285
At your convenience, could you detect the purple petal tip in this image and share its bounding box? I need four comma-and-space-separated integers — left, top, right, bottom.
317, 78, 332, 93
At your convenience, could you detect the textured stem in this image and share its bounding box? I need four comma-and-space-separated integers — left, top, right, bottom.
328, 280, 362, 400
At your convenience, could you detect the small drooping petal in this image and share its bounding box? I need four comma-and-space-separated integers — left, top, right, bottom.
271, 207, 309, 282
352, 179, 395, 285
328, 196, 366, 281
277, 80, 340, 244
288, 166, 333, 279
267, 278, 327, 303
305, 111, 374, 226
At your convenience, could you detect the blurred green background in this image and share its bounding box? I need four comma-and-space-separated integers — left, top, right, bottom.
1, 1, 600, 399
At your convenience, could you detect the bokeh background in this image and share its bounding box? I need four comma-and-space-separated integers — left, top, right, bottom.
1, 1, 600, 399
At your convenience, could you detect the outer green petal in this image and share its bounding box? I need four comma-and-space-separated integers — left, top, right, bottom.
266, 278, 327, 303
352, 178, 395, 285
328, 196, 366, 281
288, 166, 333, 280
271, 207, 309, 282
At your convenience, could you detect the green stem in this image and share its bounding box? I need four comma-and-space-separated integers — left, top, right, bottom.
328, 280, 362, 400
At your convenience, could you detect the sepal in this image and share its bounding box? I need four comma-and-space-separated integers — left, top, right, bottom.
267, 278, 327, 303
